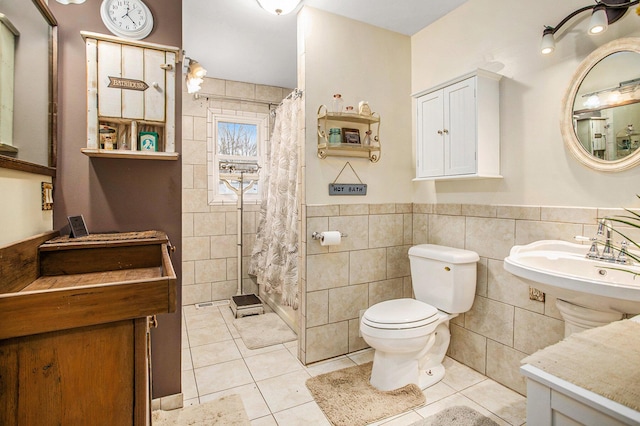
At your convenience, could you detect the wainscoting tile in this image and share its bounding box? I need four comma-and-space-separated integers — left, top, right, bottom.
428, 214, 465, 248
307, 252, 350, 291
306, 322, 349, 363
329, 215, 368, 252
306, 290, 328, 327
368, 278, 404, 307
369, 214, 404, 248
513, 308, 564, 355
386, 245, 410, 279
496, 204, 541, 220
462, 204, 497, 218
195, 258, 227, 283
486, 339, 527, 395
369, 203, 395, 214
307, 204, 340, 217
515, 220, 583, 245
487, 259, 544, 314
349, 248, 387, 284
435, 203, 462, 215
339, 204, 369, 216
541, 206, 597, 224
465, 296, 514, 346
465, 217, 515, 260
413, 213, 429, 244
328, 284, 368, 323
447, 324, 487, 375
348, 318, 367, 353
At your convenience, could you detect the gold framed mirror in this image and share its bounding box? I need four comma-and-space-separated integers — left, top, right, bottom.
561, 37, 640, 172
0, 0, 57, 176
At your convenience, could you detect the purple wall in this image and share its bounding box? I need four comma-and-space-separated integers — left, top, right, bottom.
49, 0, 182, 398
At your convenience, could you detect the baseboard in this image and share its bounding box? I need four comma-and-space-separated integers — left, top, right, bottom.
151, 392, 183, 411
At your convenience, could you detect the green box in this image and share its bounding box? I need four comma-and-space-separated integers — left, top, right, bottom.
139, 131, 159, 152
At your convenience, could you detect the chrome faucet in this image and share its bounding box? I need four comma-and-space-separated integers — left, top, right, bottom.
597, 218, 614, 260
581, 218, 630, 264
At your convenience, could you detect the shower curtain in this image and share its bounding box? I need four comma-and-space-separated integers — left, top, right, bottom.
248, 91, 302, 309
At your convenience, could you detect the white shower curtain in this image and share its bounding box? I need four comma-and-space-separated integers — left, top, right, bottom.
248, 92, 302, 309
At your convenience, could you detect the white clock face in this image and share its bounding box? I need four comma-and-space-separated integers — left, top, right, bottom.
100, 0, 154, 40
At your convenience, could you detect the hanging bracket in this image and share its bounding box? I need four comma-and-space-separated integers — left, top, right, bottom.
328, 161, 367, 195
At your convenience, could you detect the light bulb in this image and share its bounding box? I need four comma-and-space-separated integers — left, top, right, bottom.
589, 5, 608, 35
540, 29, 555, 55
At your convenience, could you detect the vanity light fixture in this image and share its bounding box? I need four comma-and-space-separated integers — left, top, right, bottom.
255, 0, 301, 15
185, 57, 207, 94
540, 0, 639, 55
55, 0, 86, 4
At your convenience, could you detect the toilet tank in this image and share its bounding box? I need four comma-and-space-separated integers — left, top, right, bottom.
408, 244, 479, 314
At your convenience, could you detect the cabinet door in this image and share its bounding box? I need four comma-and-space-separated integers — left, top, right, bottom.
416, 90, 445, 178
444, 77, 477, 176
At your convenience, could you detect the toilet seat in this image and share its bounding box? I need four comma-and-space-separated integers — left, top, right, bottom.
362, 298, 439, 330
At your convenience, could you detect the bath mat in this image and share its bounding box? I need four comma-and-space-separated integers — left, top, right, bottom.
152, 394, 250, 425
522, 319, 640, 411
410, 406, 499, 426
305, 362, 425, 426
232, 312, 296, 349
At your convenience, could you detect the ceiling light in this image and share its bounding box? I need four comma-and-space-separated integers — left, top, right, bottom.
540, 1, 638, 55
588, 4, 609, 34
55, 0, 86, 3
255, 0, 301, 15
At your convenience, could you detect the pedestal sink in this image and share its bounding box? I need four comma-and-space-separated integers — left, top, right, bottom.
504, 240, 640, 335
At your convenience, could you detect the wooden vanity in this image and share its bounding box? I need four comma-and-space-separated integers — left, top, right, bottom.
0, 230, 177, 426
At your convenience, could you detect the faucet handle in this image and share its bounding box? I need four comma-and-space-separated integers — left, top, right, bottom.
617, 240, 629, 264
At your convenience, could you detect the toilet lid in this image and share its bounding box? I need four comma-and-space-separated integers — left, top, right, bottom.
363, 299, 438, 329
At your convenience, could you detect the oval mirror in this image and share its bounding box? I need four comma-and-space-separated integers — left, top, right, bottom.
561, 37, 640, 172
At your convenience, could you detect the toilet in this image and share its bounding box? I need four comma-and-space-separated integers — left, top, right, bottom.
360, 244, 479, 391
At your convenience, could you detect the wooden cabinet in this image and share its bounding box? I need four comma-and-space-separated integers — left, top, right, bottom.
0, 231, 177, 426
80, 31, 180, 160
414, 69, 502, 180
317, 106, 381, 163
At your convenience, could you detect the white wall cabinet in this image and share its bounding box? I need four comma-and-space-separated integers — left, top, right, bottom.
414, 69, 502, 180
80, 31, 180, 160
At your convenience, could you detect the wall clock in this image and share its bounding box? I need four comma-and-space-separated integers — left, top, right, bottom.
100, 0, 154, 40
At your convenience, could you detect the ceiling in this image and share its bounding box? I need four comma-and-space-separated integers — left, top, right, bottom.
182, 0, 468, 89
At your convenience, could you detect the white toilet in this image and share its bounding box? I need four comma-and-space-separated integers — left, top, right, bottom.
360, 244, 479, 391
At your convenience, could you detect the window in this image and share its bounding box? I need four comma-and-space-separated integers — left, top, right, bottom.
208, 111, 268, 204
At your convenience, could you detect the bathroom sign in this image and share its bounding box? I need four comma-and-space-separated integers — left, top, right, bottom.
329, 183, 367, 195
108, 76, 149, 91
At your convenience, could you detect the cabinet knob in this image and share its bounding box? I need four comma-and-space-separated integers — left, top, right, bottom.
437, 130, 443, 135
442, 129, 449, 134
152, 82, 159, 89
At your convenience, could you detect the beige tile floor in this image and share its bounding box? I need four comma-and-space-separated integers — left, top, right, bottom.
181, 301, 527, 425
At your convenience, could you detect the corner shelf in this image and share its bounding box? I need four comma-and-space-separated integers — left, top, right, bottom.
317, 105, 381, 163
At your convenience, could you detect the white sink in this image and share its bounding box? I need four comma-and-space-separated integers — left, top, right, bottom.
504, 240, 640, 315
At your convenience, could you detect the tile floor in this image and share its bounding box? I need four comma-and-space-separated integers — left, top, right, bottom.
181, 301, 527, 425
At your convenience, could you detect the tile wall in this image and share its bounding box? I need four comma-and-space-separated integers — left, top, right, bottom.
182, 78, 291, 306
300, 202, 640, 395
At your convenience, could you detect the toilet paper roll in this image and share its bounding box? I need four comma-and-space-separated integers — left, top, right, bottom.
320, 231, 341, 246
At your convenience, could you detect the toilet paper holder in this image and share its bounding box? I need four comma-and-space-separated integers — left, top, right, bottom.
311, 231, 348, 240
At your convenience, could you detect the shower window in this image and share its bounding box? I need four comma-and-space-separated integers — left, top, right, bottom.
207, 111, 268, 204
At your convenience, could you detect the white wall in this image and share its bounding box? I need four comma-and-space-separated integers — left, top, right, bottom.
0, 168, 52, 246
301, 7, 413, 205
412, 0, 640, 208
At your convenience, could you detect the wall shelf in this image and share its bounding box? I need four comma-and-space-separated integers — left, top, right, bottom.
317, 106, 381, 163
80, 148, 179, 160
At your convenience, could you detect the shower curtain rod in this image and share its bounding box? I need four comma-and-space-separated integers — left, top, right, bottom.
193, 88, 303, 110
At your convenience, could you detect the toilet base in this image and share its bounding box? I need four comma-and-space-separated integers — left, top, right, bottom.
419, 364, 445, 389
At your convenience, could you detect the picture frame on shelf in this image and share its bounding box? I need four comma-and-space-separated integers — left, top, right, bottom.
139, 131, 159, 152
342, 128, 360, 144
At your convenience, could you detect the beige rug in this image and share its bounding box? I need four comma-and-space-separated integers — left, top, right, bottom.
306, 362, 425, 426
152, 394, 250, 425
522, 319, 640, 411
232, 312, 297, 349
411, 406, 499, 425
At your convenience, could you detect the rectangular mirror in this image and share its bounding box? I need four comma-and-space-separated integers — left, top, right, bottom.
0, 0, 56, 176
